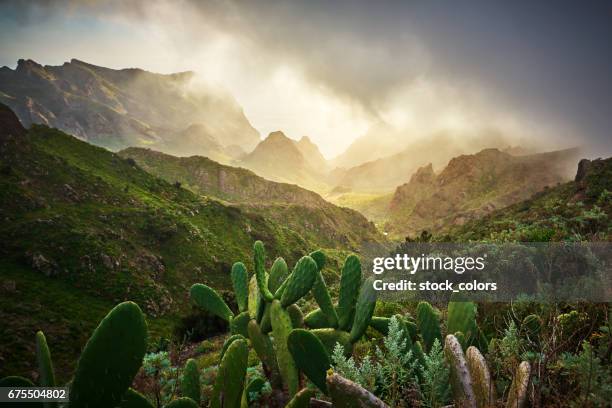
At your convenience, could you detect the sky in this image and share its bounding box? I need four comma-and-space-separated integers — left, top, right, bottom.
1, 0, 611, 158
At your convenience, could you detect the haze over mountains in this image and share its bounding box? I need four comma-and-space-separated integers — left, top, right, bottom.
0, 59, 584, 240
0, 59, 260, 159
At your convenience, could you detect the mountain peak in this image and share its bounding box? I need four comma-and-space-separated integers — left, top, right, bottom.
265, 131, 293, 144
0, 103, 26, 139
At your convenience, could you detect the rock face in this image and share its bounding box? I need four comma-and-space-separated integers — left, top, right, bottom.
0, 59, 260, 155
0, 103, 26, 139
387, 147, 581, 237
239, 131, 329, 192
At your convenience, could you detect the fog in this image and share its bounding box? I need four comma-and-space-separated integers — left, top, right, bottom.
1, 0, 609, 159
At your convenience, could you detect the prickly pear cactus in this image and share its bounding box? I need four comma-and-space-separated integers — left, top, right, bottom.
210, 338, 249, 408
231, 262, 249, 313
35, 330, 56, 408
337, 254, 362, 331
522, 314, 542, 339
70, 301, 148, 408
416, 301, 443, 352
312, 328, 353, 357
287, 303, 304, 328
466, 346, 494, 408
269, 257, 289, 293
349, 278, 377, 343
230, 311, 251, 337
220, 334, 246, 361
327, 373, 389, 408
447, 301, 478, 346
505, 361, 531, 408
181, 359, 200, 405
270, 300, 299, 396
288, 329, 331, 394
190, 284, 233, 322
247, 320, 282, 388
280, 256, 318, 307
304, 308, 333, 329
254, 240, 275, 301
444, 334, 477, 408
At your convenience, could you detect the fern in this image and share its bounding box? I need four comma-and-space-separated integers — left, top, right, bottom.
419, 338, 450, 408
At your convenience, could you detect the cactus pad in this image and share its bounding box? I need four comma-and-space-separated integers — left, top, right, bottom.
416, 301, 442, 352
254, 240, 275, 301
506, 361, 531, 408
288, 329, 332, 394
231, 262, 249, 312
181, 359, 200, 405
327, 373, 388, 408
349, 278, 377, 343
444, 334, 476, 408
337, 254, 362, 330
280, 256, 318, 307
466, 346, 494, 408
230, 311, 251, 337
270, 300, 299, 396
190, 284, 233, 322
210, 338, 249, 408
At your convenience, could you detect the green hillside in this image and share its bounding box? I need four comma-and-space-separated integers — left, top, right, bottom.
445, 157, 612, 242
119, 147, 382, 250
1, 104, 365, 378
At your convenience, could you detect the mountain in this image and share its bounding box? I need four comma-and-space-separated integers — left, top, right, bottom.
385, 147, 581, 237
330, 131, 514, 193
239, 131, 329, 192
118, 147, 381, 248
446, 156, 612, 242
0, 59, 260, 155
0, 104, 380, 378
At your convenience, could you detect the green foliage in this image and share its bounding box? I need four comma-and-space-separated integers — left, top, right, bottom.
288, 329, 331, 393
312, 328, 353, 357
558, 341, 612, 407
142, 351, 179, 406
230, 262, 248, 313
375, 316, 421, 406
210, 339, 249, 408
419, 339, 450, 408
189, 284, 233, 322
70, 301, 148, 408
331, 343, 376, 392
180, 359, 200, 405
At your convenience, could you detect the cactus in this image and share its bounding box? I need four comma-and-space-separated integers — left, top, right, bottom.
280, 256, 318, 307
220, 334, 247, 361
118, 388, 155, 408
247, 320, 282, 387
327, 373, 389, 408
230, 311, 251, 337
70, 301, 147, 408
164, 397, 198, 408
310, 250, 339, 328
269, 257, 290, 292
444, 334, 477, 408
254, 240, 275, 301
286, 388, 316, 408
506, 361, 531, 408
287, 303, 305, 328
210, 338, 249, 408
35, 331, 56, 408
181, 358, 200, 405
271, 299, 300, 396
190, 284, 233, 322
312, 328, 353, 357
416, 301, 443, 352
466, 346, 494, 408
304, 308, 333, 329
349, 278, 377, 343
337, 254, 362, 331
447, 301, 478, 346
369, 316, 391, 335
248, 275, 261, 319
231, 262, 249, 313
288, 329, 332, 393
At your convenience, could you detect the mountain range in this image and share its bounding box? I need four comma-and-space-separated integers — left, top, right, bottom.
0, 59, 260, 159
